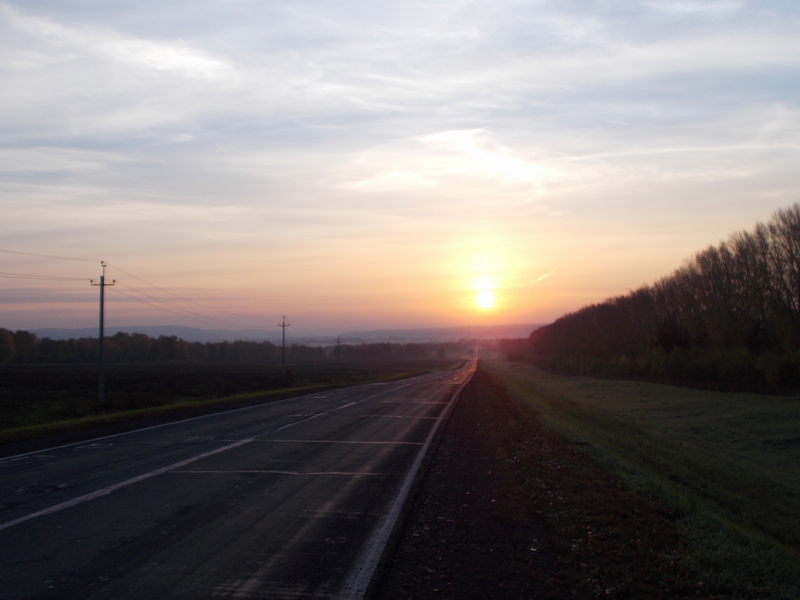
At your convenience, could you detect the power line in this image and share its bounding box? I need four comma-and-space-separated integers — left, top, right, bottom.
106, 263, 277, 324
112, 285, 278, 331
91, 262, 114, 404
112, 282, 240, 327
110, 286, 226, 324
2, 269, 262, 328
0, 271, 87, 281
1, 250, 281, 330
0, 248, 98, 263
279, 315, 290, 380
111, 281, 258, 329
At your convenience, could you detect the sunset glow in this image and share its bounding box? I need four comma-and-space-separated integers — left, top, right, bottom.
1, 2, 797, 335
475, 289, 496, 310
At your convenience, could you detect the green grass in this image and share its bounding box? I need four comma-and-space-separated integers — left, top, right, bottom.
484, 360, 800, 600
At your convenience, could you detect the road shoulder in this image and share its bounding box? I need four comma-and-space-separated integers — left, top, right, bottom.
371, 365, 709, 599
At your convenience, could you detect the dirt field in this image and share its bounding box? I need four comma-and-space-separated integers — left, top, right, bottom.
371, 367, 712, 599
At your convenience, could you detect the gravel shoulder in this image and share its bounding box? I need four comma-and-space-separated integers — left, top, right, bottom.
370, 366, 713, 600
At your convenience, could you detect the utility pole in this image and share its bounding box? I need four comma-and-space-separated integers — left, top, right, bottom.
91, 261, 115, 403
279, 315, 290, 381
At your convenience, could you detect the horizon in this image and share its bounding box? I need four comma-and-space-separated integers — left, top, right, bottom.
11, 322, 542, 344
2, 1, 799, 333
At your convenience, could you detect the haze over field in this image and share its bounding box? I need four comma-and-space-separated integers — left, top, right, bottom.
2, 1, 799, 335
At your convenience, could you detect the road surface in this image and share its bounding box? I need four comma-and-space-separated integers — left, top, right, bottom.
0, 361, 474, 600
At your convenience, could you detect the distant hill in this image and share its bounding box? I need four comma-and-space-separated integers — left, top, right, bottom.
26, 323, 541, 344
338, 324, 541, 343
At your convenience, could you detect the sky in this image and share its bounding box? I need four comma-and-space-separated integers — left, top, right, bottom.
1, 0, 799, 337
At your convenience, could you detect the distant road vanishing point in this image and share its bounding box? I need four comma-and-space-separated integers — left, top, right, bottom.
0, 361, 476, 600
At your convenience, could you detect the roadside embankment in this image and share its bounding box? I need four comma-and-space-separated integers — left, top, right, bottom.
374, 361, 799, 599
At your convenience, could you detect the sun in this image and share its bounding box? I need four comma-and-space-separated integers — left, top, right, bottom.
475, 289, 495, 310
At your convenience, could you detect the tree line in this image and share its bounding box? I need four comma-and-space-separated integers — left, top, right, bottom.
527, 203, 800, 391
0, 329, 465, 365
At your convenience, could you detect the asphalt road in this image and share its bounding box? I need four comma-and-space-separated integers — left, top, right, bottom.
0, 361, 475, 600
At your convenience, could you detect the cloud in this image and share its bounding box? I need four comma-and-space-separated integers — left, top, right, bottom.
645, 1, 744, 14
1, 3, 233, 80
332, 129, 549, 202
419, 129, 544, 184
337, 171, 438, 192
2, 0, 800, 329
0, 147, 124, 173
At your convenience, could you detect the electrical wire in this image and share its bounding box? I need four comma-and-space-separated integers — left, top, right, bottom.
109, 286, 244, 327
1, 249, 287, 332
0, 271, 87, 281
106, 262, 279, 323
111, 281, 259, 329
0, 248, 99, 263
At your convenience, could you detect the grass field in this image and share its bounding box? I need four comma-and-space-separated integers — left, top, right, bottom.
484, 360, 800, 600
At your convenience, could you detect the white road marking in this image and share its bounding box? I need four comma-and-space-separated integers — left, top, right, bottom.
0, 377, 417, 463
0, 385, 398, 532
379, 400, 448, 404
247, 439, 424, 445
340, 364, 476, 600
170, 470, 382, 476
274, 401, 359, 431
0, 438, 253, 533
0, 366, 467, 593
362, 415, 438, 419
